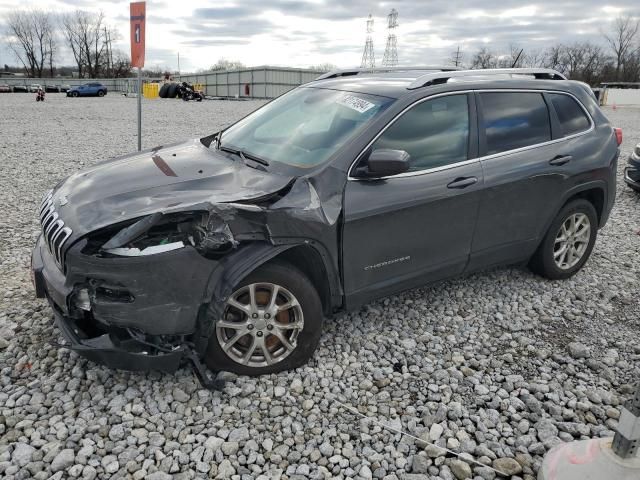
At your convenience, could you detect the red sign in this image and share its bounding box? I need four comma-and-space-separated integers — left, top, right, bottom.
130, 2, 146, 68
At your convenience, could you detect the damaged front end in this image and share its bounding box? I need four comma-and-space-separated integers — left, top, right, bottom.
32, 138, 345, 386
32, 208, 243, 387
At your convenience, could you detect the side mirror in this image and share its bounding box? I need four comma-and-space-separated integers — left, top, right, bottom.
364, 149, 411, 177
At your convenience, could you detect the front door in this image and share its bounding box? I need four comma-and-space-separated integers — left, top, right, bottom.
342, 93, 483, 308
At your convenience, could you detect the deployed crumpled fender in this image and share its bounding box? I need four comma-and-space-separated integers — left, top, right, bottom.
190, 169, 346, 354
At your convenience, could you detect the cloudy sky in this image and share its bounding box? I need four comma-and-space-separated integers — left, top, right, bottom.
1, 0, 639, 72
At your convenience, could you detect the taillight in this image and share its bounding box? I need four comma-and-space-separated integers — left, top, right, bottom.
614, 127, 623, 146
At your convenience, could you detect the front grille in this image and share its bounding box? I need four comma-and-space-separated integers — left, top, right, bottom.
39, 190, 73, 268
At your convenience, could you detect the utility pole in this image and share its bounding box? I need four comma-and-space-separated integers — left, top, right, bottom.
103, 27, 110, 76
452, 46, 463, 67
177, 52, 180, 80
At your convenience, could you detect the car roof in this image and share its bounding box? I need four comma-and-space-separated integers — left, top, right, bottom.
307, 68, 585, 99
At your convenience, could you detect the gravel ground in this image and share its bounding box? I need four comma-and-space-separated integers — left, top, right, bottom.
1, 93, 639, 480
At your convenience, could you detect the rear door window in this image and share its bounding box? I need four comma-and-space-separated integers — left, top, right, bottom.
479, 92, 551, 155
548, 93, 591, 136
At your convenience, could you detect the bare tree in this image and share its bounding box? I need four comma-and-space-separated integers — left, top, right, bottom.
111, 50, 131, 78
603, 15, 640, 80
208, 58, 246, 71
524, 49, 546, 68
82, 11, 106, 78
46, 25, 56, 76
60, 10, 112, 78
5, 10, 56, 77
309, 62, 337, 72
543, 44, 566, 73
470, 47, 497, 69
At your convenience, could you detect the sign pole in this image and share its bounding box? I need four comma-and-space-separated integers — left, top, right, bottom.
137, 67, 142, 151
130, 1, 146, 151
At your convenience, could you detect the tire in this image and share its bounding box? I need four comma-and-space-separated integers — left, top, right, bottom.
72, 91, 79, 97
167, 83, 178, 98
159, 84, 169, 98
529, 199, 598, 280
97, 90, 105, 97
205, 261, 323, 375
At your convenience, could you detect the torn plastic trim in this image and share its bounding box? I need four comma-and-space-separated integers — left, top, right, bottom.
104, 241, 185, 257
93, 211, 240, 259
102, 212, 163, 249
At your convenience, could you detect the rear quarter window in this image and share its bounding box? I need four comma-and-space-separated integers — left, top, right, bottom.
548, 93, 591, 136
479, 92, 551, 155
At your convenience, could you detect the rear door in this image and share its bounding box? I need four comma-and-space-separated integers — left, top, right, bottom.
469, 90, 589, 269
342, 92, 483, 307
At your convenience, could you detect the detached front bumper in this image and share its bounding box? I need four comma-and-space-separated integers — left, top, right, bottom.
31, 235, 220, 372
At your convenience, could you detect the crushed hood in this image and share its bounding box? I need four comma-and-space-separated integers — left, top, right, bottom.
51, 139, 294, 236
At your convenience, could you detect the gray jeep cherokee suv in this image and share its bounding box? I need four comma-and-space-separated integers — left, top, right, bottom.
32, 67, 619, 380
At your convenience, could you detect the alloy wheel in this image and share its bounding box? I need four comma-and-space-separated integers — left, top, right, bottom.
216, 283, 304, 367
553, 212, 591, 270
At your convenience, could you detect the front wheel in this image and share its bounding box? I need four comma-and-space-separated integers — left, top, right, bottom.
97, 90, 105, 97
205, 261, 323, 375
72, 91, 79, 97
529, 199, 598, 280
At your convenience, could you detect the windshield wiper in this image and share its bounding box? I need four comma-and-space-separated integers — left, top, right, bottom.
219, 145, 270, 167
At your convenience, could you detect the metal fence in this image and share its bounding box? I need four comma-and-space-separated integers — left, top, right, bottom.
0, 77, 155, 92
177, 66, 325, 99
0, 66, 325, 98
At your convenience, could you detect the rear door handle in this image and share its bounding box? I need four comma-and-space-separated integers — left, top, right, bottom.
447, 176, 478, 189
549, 155, 573, 166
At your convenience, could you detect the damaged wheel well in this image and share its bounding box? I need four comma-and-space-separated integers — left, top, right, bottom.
271, 245, 334, 316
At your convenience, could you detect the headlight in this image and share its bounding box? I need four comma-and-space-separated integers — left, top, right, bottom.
633, 144, 640, 161
87, 211, 237, 258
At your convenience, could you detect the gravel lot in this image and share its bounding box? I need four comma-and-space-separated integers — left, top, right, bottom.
1, 92, 639, 480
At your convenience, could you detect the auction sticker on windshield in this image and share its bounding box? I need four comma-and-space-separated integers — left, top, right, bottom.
337, 95, 376, 113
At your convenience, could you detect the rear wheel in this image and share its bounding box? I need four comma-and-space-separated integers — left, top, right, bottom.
97, 90, 105, 97
205, 261, 323, 375
529, 199, 598, 280
167, 83, 178, 98
72, 91, 79, 98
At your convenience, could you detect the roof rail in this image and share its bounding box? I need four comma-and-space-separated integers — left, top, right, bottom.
407, 68, 567, 89
315, 65, 460, 81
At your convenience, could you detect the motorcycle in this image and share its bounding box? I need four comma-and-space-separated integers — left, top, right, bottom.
36, 89, 45, 102
177, 82, 203, 102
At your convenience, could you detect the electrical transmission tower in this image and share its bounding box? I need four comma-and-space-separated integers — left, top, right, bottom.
382, 9, 399, 67
360, 14, 375, 70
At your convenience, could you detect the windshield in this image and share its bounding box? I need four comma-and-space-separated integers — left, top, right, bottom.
219, 87, 393, 170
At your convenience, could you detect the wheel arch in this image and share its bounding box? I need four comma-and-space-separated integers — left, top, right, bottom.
532, 181, 607, 259
270, 244, 338, 317
196, 241, 342, 354
559, 182, 606, 226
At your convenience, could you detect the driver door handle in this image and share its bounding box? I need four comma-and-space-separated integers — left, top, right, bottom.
549, 155, 573, 166
447, 176, 478, 189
